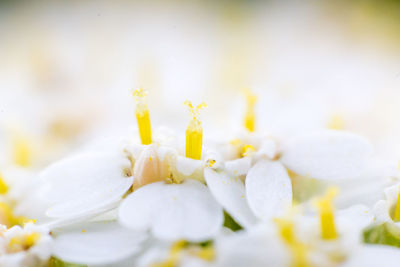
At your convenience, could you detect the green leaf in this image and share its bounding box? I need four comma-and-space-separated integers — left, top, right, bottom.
48, 257, 87, 267
363, 222, 400, 248
223, 210, 243, 232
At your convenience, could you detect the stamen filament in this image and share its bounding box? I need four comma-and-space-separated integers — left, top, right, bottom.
393, 185, 400, 221
315, 188, 338, 240
133, 89, 152, 145
275, 218, 308, 267
243, 89, 257, 132
185, 101, 206, 160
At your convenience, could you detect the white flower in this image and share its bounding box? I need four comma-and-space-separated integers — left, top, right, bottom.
204, 130, 377, 228
0, 223, 53, 267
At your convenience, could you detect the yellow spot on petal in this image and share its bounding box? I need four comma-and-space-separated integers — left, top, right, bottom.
133, 88, 152, 145
314, 187, 338, 240
82, 229, 86, 233
207, 159, 216, 168
185, 101, 206, 160
243, 89, 257, 132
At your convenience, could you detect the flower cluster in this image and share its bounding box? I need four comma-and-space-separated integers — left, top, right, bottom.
1, 89, 400, 267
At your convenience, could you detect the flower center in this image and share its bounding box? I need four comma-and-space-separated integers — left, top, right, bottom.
275, 217, 309, 267
315, 188, 338, 240
0, 202, 31, 228
7, 232, 41, 253
133, 88, 152, 145
185, 101, 206, 160
243, 88, 257, 132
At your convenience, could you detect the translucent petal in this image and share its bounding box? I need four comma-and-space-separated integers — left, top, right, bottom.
53, 221, 146, 265
281, 130, 373, 180
246, 160, 292, 220
204, 168, 257, 228
119, 179, 223, 241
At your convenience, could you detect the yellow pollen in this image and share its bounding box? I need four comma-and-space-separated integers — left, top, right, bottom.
275, 218, 309, 267
314, 187, 338, 240
241, 144, 255, 157
0, 173, 9, 194
12, 133, 32, 167
185, 101, 206, 160
8, 232, 41, 253
327, 114, 345, 130
133, 88, 152, 145
243, 89, 257, 132
207, 159, 216, 168
393, 185, 400, 221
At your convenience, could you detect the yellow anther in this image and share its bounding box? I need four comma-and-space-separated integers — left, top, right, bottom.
133, 88, 152, 145
0, 203, 30, 228
314, 187, 338, 240
241, 144, 255, 157
207, 159, 216, 168
393, 185, 400, 221
12, 132, 32, 167
152, 240, 187, 267
327, 114, 345, 130
243, 89, 257, 132
8, 232, 41, 253
0, 173, 9, 195
185, 101, 206, 160
275, 217, 309, 267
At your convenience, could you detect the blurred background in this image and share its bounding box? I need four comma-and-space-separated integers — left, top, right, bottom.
1, 0, 400, 167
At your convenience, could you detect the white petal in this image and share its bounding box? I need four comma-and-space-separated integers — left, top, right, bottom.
343, 245, 400, 267
118, 180, 223, 241
40, 152, 133, 218
224, 157, 252, 176
336, 205, 373, 230
246, 160, 292, 220
176, 156, 203, 176
53, 221, 146, 265
281, 130, 373, 180
256, 139, 278, 159
204, 168, 257, 228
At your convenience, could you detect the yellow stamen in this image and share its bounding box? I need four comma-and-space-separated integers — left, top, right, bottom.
0, 203, 30, 228
241, 144, 255, 157
314, 188, 338, 240
0, 173, 9, 194
275, 218, 308, 267
393, 185, 400, 221
12, 133, 32, 167
185, 101, 206, 160
243, 89, 257, 132
133, 88, 152, 145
